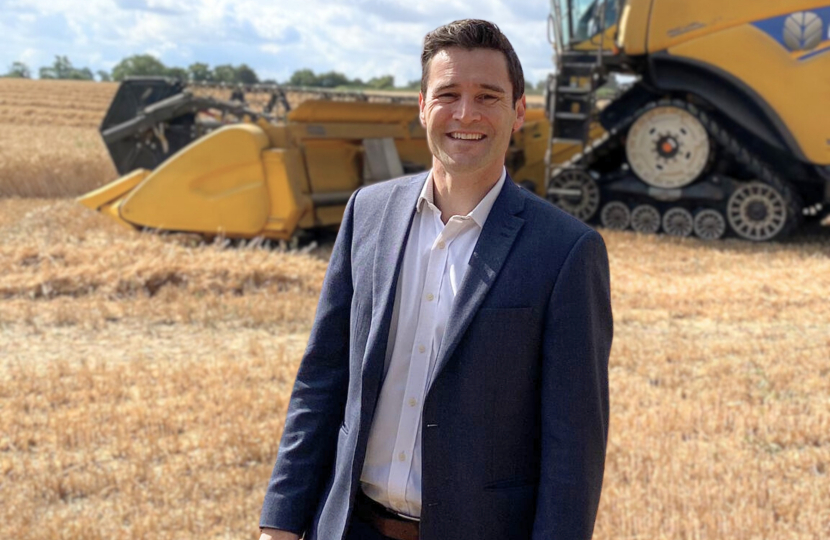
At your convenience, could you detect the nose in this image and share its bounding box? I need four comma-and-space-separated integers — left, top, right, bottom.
452, 94, 481, 124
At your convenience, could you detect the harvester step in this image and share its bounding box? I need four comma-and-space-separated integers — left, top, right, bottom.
557, 86, 593, 94
559, 63, 598, 76
555, 112, 590, 120
560, 51, 603, 63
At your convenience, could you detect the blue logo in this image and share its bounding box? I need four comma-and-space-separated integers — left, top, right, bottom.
753, 6, 830, 61
783, 11, 823, 51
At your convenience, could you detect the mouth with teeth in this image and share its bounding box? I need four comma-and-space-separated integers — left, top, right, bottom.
448, 132, 486, 141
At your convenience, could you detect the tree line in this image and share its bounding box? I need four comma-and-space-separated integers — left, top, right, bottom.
1, 54, 412, 89
2, 55, 260, 84
3, 54, 550, 93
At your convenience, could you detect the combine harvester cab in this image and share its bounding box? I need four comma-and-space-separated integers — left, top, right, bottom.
79, 78, 433, 240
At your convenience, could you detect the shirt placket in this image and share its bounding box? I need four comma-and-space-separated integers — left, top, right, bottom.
386, 209, 457, 513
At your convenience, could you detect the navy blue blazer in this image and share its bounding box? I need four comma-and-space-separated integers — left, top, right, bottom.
260, 172, 613, 540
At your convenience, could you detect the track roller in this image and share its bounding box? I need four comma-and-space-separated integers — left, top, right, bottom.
662, 207, 694, 237
630, 204, 661, 234
600, 201, 630, 230
693, 208, 726, 240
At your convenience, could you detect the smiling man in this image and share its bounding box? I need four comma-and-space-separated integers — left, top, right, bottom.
259, 19, 613, 540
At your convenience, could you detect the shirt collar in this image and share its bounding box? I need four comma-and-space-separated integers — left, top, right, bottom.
416, 167, 507, 228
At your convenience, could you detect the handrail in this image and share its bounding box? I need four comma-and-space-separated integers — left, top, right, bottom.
550, 0, 564, 63
597, 0, 608, 69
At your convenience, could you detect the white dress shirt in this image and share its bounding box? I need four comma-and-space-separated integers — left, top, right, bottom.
359, 168, 507, 518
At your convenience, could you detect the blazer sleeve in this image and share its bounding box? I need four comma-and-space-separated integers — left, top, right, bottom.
259, 189, 360, 534
532, 228, 613, 540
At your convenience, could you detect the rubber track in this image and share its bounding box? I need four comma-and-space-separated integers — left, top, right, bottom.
679, 99, 804, 239
558, 97, 804, 240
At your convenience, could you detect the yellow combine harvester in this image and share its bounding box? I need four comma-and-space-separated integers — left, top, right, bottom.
79, 80, 565, 240
82, 0, 830, 242
544, 0, 830, 240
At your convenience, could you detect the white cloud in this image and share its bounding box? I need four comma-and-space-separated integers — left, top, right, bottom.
19, 48, 40, 65
0, 0, 556, 83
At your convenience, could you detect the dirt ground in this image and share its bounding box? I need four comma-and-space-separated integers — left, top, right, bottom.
1, 196, 829, 539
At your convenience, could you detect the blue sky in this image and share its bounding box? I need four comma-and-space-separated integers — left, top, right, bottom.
0, 0, 554, 84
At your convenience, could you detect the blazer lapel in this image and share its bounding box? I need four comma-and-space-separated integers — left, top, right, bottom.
429, 178, 526, 387
360, 174, 426, 404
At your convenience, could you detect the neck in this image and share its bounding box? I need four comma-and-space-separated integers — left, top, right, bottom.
431, 160, 503, 224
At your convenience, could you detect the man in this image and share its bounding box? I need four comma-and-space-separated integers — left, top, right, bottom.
259, 19, 612, 540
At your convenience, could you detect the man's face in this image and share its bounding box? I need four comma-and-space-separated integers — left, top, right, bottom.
419, 46, 526, 177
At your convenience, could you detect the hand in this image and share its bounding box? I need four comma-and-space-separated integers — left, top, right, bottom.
259, 528, 300, 540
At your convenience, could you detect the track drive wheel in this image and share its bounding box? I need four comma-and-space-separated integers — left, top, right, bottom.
625, 104, 711, 189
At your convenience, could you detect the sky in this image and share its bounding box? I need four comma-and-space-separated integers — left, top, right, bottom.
0, 0, 555, 85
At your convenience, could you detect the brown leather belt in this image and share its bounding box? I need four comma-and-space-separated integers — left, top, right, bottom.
353, 490, 420, 540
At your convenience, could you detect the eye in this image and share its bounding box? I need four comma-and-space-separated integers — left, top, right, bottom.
479, 94, 499, 103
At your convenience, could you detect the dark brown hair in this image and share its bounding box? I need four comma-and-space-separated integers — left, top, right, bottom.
421, 19, 525, 105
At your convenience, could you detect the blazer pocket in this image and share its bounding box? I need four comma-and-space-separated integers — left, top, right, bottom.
483, 477, 536, 491
476, 306, 534, 315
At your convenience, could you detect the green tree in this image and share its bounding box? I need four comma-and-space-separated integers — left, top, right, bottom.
212, 64, 237, 83
4, 61, 31, 78
288, 68, 318, 87
316, 70, 350, 88
39, 56, 93, 80
235, 63, 259, 84
75, 67, 94, 80
39, 55, 72, 79
111, 54, 168, 81
522, 79, 544, 95
166, 67, 188, 81
367, 75, 394, 89
187, 62, 213, 82
97, 69, 111, 82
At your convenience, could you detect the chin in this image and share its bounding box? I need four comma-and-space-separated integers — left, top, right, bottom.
443, 161, 490, 175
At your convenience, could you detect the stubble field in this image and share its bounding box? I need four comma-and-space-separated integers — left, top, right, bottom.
1, 79, 829, 539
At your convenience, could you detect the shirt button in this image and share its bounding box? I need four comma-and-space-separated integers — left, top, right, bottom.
426, 293, 434, 302
398, 452, 406, 462
408, 397, 418, 407
418, 344, 426, 354
437, 241, 446, 249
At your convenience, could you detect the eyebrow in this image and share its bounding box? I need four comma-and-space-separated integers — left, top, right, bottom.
432, 82, 507, 95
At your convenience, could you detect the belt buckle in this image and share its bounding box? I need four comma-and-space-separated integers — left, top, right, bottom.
389, 509, 420, 523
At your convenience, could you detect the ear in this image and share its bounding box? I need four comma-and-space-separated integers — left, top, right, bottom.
512, 94, 526, 133
419, 92, 427, 128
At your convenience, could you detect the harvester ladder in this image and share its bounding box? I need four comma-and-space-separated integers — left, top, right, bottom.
543, 54, 606, 192
543, 0, 614, 195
